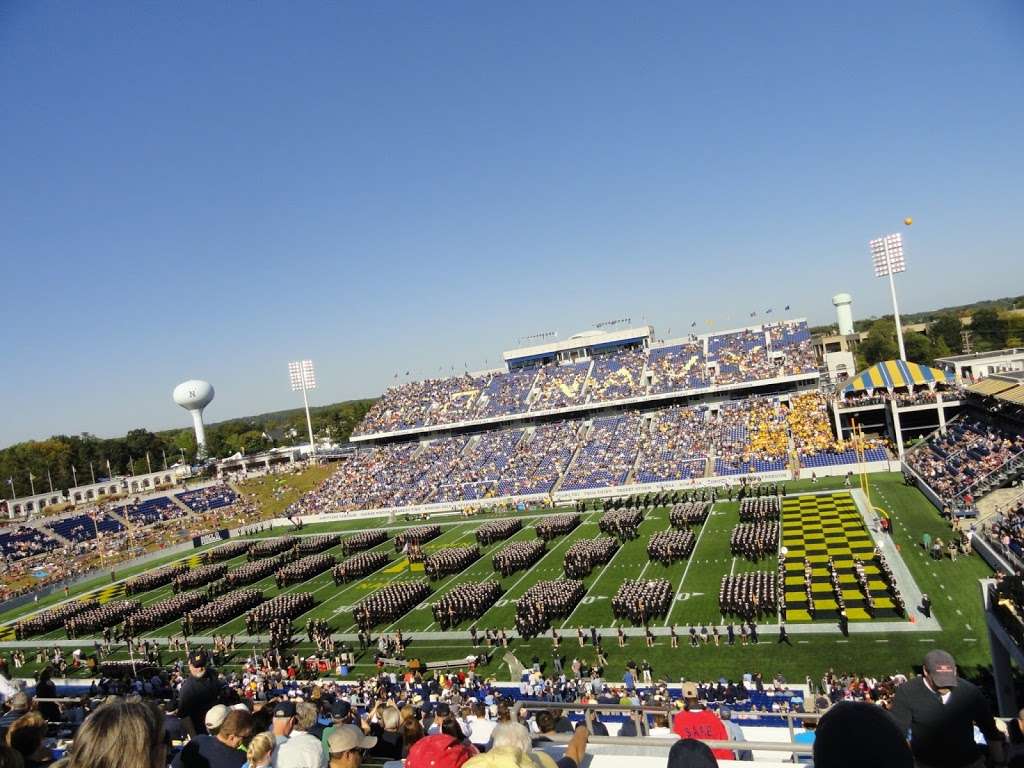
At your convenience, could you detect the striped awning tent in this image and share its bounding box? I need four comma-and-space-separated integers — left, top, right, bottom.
842, 360, 953, 396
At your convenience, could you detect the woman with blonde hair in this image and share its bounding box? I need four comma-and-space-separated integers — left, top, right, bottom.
62, 699, 165, 768
241, 732, 273, 768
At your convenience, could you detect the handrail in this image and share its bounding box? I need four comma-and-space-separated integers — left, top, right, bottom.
526, 733, 813, 756
510, 699, 820, 747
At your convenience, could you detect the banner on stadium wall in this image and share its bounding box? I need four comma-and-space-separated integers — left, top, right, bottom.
192, 528, 230, 548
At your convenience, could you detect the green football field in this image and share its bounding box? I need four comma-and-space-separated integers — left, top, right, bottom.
0, 473, 997, 686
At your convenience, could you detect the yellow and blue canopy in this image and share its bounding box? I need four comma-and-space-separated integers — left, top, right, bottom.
842, 360, 952, 395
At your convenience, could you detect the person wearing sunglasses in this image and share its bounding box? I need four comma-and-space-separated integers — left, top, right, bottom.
327, 725, 377, 768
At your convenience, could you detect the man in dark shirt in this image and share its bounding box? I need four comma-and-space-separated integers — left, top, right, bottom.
177, 650, 221, 737
172, 709, 253, 768
890, 649, 1006, 768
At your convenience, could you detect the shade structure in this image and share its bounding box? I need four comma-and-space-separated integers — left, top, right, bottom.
841, 360, 953, 395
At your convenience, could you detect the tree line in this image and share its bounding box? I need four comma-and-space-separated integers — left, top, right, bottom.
857, 308, 1024, 370
0, 399, 374, 499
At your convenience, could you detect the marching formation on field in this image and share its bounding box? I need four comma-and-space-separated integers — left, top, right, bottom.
739, 495, 781, 522
475, 518, 521, 545
515, 579, 585, 638
66, 601, 141, 638
172, 563, 227, 592
333, 551, 390, 583
226, 556, 283, 587
183, 589, 262, 634
647, 529, 696, 565
730, 520, 779, 561
719, 571, 780, 620
431, 580, 503, 629
125, 564, 187, 595
423, 545, 480, 580
563, 537, 619, 578
536, 513, 581, 541
124, 591, 207, 636
245, 592, 315, 633
492, 539, 546, 576
598, 508, 644, 540
612, 578, 673, 625
295, 533, 340, 555
248, 536, 296, 559
274, 552, 334, 587
352, 580, 430, 630
342, 529, 389, 554
669, 501, 711, 528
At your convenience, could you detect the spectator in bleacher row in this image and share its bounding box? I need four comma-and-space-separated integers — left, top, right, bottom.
907, 418, 1023, 503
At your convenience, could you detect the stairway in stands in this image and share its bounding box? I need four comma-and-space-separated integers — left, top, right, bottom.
977, 486, 1024, 524
552, 420, 593, 493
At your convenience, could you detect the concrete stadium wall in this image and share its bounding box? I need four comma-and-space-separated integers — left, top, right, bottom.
901, 462, 945, 511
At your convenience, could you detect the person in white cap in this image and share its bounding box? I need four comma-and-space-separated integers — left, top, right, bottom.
326, 724, 376, 768
205, 704, 230, 737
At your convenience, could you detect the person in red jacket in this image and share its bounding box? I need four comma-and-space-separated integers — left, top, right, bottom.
672, 682, 733, 762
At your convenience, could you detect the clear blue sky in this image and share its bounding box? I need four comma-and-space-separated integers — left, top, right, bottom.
2, 2, 1022, 445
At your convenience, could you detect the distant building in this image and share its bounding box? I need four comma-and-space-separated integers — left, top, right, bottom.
936, 348, 1024, 382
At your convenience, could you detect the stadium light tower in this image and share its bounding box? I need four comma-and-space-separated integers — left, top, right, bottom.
288, 360, 317, 458
869, 233, 908, 361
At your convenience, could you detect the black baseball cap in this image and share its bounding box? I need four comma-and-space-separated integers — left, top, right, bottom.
435, 703, 450, 717
188, 650, 209, 668
273, 701, 296, 718
923, 650, 958, 688
332, 700, 351, 719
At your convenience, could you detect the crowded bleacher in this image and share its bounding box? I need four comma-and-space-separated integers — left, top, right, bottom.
176, 485, 238, 512
907, 416, 1024, 502
45, 511, 124, 543
352, 321, 820, 437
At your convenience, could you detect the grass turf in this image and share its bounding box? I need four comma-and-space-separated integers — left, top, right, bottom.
1, 473, 997, 688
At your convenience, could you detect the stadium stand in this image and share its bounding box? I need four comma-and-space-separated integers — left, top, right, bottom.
0, 526, 59, 561
715, 399, 788, 476
647, 340, 707, 394
476, 368, 537, 418
588, 349, 646, 402
176, 485, 238, 512
561, 413, 642, 491
350, 321, 819, 437
529, 361, 591, 411
792, 392, 887, 469
634, 405, 712, 483
45, 512, 124, 543
118, 495, 183, 525
906, 417, 1024, 501
709, 328, 771, 385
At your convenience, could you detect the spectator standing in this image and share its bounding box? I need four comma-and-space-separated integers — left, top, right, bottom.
275, 702, 326, 768
178, 650, 221, 737
890, 650, 1005, 768
672, 683, 732, 762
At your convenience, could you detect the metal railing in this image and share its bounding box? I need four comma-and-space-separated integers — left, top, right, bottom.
509, 700, 815, 757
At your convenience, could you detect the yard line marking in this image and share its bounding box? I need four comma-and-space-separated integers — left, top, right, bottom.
664, 510, 713, 626
560, 537, 630, 629
475, 512, 599, 625
612, 550, 654, 628
378, 526, 482, 634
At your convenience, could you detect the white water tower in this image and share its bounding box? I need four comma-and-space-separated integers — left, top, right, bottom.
832, 293, 854, 336
173, 380, 215, 456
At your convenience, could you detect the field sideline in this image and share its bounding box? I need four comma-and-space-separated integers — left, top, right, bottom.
1, 473, 996, 685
